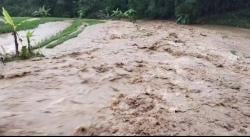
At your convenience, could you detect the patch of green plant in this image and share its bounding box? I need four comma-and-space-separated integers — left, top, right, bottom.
0, 17, 29, 26
0, 46, 44, 62
0, 17, 65, 34
19, 31, 44, 60
78, 9, 87, 18
34, 19, 83, 49
32, 6, 51, 17
3, 51, 44, 62
20, 46, 31, 59
35, 19, 104, 49
0, 18, 104, 62
26, 31, 34, 53
111, 8, 124, 19
124, 9, 137, 22
111, 8, 137, 21
0, 17, 44, 62
46, 27, 84, 49
2, 7, 20, 55
19, 46, 43, 60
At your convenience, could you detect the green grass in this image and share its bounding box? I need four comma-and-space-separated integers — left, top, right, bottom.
40, 19, 84, 49
198, 8, 250, 29
0, 17, 66, 34
35, 19, 104, 49
45, 28, 83, 49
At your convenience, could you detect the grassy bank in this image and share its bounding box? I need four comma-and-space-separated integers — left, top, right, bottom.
0, 17, 66, 34
198, 8, 250, 29
35, 19, 104, 49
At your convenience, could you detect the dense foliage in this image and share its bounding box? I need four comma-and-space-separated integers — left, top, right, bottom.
1, 0, 250, 24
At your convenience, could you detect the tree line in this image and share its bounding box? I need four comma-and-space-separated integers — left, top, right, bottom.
1, 0, 250, 24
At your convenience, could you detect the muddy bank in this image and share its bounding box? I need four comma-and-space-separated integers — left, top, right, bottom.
0, 20, 71, 54
0, 21, 249, 136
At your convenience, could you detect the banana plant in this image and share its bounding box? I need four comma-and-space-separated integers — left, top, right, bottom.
124, 9, 137, 22
2, 7, 19, 56
26, 31, 34, 54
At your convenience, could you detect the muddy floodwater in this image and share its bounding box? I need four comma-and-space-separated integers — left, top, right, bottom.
0, 21, 250, 136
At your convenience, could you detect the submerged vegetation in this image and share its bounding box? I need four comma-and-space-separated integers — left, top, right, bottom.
1, 8, 55, 61
0, 7, 104, 62
0, 18, 104, 62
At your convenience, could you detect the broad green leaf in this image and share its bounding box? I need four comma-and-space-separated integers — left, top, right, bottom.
2, 7, 17, 31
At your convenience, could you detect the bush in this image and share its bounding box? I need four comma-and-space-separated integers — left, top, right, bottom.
32, 6, 51, 17
78, 9, 88, 18
124, 9, 137, 21
111, 8, 124, 19
111, 8, 137, 21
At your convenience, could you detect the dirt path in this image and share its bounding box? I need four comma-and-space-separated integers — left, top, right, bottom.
0, 21, 249, 136
0, 20, 72, 54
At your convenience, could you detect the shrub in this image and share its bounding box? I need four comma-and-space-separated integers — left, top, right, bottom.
111, 8, 124, 19
111, 8, 137, 21
124, 9, 137, 21
32, 6, 51, 17
78, 9, 87, 18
